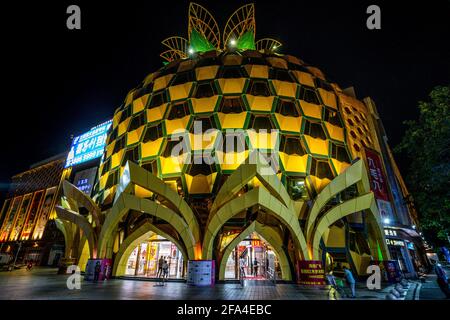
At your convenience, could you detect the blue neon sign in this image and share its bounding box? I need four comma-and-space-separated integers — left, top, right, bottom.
65, 120, 112, 168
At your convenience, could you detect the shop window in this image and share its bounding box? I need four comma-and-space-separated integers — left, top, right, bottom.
113, 136, 126, 154
287, 177, 309, 201
190, 117, 214, 133
122, 146, 139, 166
324, 107, 342, 127
143, 123, 164, 143
304, 120, 326, 140
148, 91, 167, 108
218, 133, 248, 153
119, 105, 132, 123
280, 136, 306, 156
299, 86, 320, 104
250, 115, 275, 132
314, 78, 334, 91
331, 144, 350, 163
168, 102, 190, 120
219, 66, 246, 78
247, 80, 271, 97
270, 68, 295, 82
310, 158, 334, 180
128, 112, 146, 131
194, 82, 216, 98
219, 97, 245, 114
163, 137, 188, 157
171, 70, 194, 86
276, 99, 299, 117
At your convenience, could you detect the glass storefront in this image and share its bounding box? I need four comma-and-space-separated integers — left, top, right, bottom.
224, 232, 281, 280
125, 235, 184, 278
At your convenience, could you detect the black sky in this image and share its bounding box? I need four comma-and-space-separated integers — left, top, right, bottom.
1, 0, 449, 200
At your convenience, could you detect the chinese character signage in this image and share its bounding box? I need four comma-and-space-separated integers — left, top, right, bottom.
297, 260, 325, 286
365, 148, 389, 201
73, 167, 98, 196
65, 120, 112, 168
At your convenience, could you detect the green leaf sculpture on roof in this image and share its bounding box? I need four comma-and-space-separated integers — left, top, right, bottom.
189, 29, 215, 53
236, 30, 256, 50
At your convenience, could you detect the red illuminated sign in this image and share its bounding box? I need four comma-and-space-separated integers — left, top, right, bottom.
365, 148, 389, 201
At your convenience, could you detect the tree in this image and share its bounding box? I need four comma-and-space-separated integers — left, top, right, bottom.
395, 85, 450, 246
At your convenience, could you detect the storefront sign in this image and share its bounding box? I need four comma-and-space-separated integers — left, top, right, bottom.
65, 120, 112, 168
9, 193, 33, 241
386, 239, 405, 247
20, 190, 45, 240
73, 167, 98, 196
365, 148, 389, 201
296, 260, 325, 286
32, 187, 57, 240
187, 260, 215, 286
0, 196, 23, 242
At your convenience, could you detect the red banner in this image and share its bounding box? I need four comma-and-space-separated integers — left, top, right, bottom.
365, 148, 389, 201
297, 260, 325, 286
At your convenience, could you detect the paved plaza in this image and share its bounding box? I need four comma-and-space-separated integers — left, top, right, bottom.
0, 267, 446, 300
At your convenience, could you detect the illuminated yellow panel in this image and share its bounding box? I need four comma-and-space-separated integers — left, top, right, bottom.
244, 65, 269, 78
266, 57, 288, 69
245, 95, 274, 112
318, 88, 337, 109
99, 174, 108, 190
125, 90, 135, 106
134, 185, 153, 198
113, 111, 122, 128
185, 173, 217, 194
111, 149, 125, 169
309, 175, 331, 193
324, 122, 344, 142
292, 71, 315, 87
168, 82, 193, 101
195, 66, 220, 81
143, 72, 157, 87
217, 78, 247, 95
132, 94, 149, 114
216, 151, 249, 171
191, 96, 219, 114
153, 74, 174, 91
217, 112, 248, 129
147, 103, 168, 123
299, 100, 322, 119
271, 80, 297, 98
189, 131, 218, 151
126, 126, 145, 146
105, 141, 116, 158
331, 159, 350, 175
279, 152, 308, 173
141, 138, 164, 158
165, 116, 191, 135
160, 155, 187, 175
274, 114, 302, 133
303, 136, 329, 156
247, 130, 279, 150
118, 118, 131, 136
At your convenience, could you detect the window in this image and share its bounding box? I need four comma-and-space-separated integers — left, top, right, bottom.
105, 170, 119, 189
310, 158, 334, 180
347, 118, 355, 126
190, 117, 214, 133
171, 71, 194, 86
353, 143, 361, 152
250, 116, 275, 132
168, 102, 190, 120
287, 177, 309, 201
350, 130, 357, 139
163, 138, 188, 157
218, 133, 248, 153
107, 127, 118, 144
128, 112, 146, 131
113, 136, 126, 154
194, 82, 215, 98
195, 57, 220, 67
299, 86, 320, 104
143, 123, 164, 143
357, 127, 364, 135
122, 146, 139, 166
287, 63, 310, 73
247, 80, 271, 97
119, 105, 132, 123
276, 99, 299, 117
141, 161, 158, 174
324, 107, 342, 127
219, 66, 245, 78
270, 68, 294, 82
188, 161, 216, 176
314, 78, 334, 91
331, 144, 350, 163
133, 83, 153, 99
101, 159, 111, 176
280, 136, 306, 156
148, 91, 166, 108
304, 120, 326, 140
219, 97, 245, 114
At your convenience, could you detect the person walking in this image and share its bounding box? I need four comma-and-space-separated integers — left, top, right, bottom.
162, 260, 169, 281
157, 256, 165, 278
343, 266, 356, 298
239, 256, 246, 278
433, 262, 450, 298
253, 258, 259, 276
93, 261, 101, 282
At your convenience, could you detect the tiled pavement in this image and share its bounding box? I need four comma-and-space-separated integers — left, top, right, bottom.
0, 267, 411, 300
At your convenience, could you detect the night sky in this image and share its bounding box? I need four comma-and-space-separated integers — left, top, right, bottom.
1, 0, 449, 200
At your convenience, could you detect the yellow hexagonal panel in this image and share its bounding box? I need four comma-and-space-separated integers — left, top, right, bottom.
217, 112, 248, 129
245, 95, 274, 112
274, 114, 302, 133
299, 100, 322, 119
141, 138, 164, 159
217, 78, 247, 95
271, 80, 297, 98
168, 82, 193, 101
304, 135, 329, 156
191, 96, 219, 114
195, 66, 220, 81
